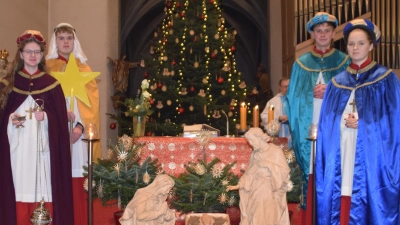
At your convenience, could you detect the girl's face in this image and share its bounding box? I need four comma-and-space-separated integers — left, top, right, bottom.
20, 42, 43, 70
347, 29, 373, 66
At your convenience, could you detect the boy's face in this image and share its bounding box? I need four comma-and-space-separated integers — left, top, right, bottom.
56, 31, 74, 58
311, 23, 336, 50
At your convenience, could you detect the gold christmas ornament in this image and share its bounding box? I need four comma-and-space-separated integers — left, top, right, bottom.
143, 171, 151, 184
163, 55, 168, 61
189, 105, 194, 111
221, 90, 226, 95
214, 33, 220, 39
194, 62, 199, 68
161, 85, 167, 92
189, 30, 195, 36
167, 100, 172, 105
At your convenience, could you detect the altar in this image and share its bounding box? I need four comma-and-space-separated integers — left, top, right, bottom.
91, 136, 303, 225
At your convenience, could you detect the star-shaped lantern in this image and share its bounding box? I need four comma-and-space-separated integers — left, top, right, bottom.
50, 53, 100, 109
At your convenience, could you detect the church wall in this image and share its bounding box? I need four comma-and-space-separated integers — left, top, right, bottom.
48, 0, 120, 157
0, 0, 48, 61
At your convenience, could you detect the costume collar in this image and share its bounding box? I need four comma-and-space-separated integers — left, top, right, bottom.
346, 61, 377, 74
349, 58, 372, 70
311, 46, 335, 58
57, 54, 68, 63
22, 68, 41, 76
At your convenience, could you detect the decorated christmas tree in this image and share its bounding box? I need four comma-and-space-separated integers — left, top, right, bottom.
143, 0, 247, 136
83, 135, 162, 208
171, 158, 240, 213
170, 131, 240, 213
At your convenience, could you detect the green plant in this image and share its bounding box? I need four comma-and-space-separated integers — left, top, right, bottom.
285, 148, 303, 203
171, 158, 240, 213
83, 134, 162, 208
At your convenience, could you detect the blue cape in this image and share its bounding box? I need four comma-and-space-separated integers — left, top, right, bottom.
316, 62, 400, 224
286, 48, 350, 207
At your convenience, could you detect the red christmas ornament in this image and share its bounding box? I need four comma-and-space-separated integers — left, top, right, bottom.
217, 77, 224, 84
178, 107, 184, 113
193, 36, 197, 42
162, 38, 167, 43
211, 53, 216, 58
109, 123, 116, 130
168, 22, 172, 28
144, 71, 149, 78
190, 86, 195, 92
210, 0, 214, 3
146, 131, 152, 136
181, 11, 185, 18
149, 99, 155, 105
157, 82, 163, 88
166, 1, 172, 8
219, 27, 224, 32
175, 2, 181, 7
230, 106, 235, 111
231, 46, 236, 52
200, 14, 205, 20
171, 60, 176, 66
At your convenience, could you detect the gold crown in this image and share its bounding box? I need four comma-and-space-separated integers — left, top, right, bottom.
0, 49, 9, 60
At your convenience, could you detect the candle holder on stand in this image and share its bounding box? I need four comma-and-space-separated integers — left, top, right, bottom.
220, 110, 233, 137
82, 124, 100, 225
265, 119, 280, 143
305, 123, 318, 225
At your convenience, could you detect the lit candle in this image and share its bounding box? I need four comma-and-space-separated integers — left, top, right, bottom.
70, 88, 74, 112
240, 102, 247, 130
253, 105, 259, 127
89, 132, 93, 139
268, 105, 274, 123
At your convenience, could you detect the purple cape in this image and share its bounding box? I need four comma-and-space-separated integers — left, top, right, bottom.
0, 71, 74, 224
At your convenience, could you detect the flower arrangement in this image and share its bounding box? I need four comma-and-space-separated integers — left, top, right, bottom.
83, 134, 162, 208
123, 79, 153, 117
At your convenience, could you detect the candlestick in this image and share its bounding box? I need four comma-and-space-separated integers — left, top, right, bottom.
240, 102, 247, 130
70, 88, 74, 112
253, 105, 259, 127
268, 105, 274, 123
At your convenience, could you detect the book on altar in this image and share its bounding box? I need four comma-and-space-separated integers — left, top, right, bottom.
183, 124, 220, 137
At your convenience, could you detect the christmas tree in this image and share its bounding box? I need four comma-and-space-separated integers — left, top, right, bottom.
143, 0, 247, 136
171, 158, 240, 213
83, 135, 162, 208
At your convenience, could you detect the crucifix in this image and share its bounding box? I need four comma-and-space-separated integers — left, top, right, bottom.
349, 98, 356, 113
26, 107, 33, 119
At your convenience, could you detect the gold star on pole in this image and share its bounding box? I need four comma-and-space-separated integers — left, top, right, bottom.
50, 53, 100, 108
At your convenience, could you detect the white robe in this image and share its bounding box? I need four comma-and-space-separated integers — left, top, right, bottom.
340, 89, 358, 196
66, 96, 88, 178
7, 95, 52, 202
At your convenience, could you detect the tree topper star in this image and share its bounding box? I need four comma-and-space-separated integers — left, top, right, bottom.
50, 53, 100, 107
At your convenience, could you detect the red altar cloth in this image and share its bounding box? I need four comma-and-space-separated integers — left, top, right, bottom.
92, 137, 296, 225
135, 137, 288, 176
